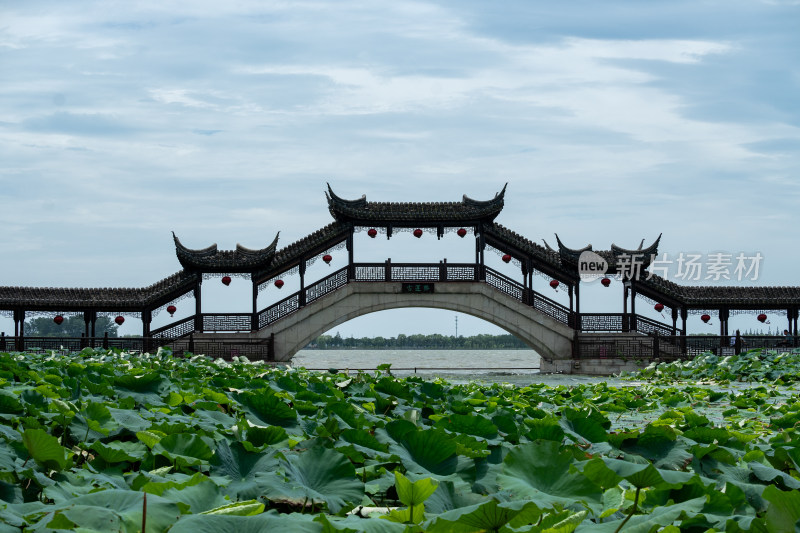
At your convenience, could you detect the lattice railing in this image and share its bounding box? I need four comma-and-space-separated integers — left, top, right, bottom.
258, 293, 301, 328
151, 316, 195, 339
354, 264, 385, 281
580, 313, 625, 332
576, 335, 658, 360
306, 267, 348, 304
485, 267, 524, 301
446, 264, 477, 281
390, 264, 439, 281
202, 313, 252, 332
634, 315, 675, 337
531, 291, 571, 325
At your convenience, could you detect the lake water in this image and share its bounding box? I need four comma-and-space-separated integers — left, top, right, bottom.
292, 349, 630, 387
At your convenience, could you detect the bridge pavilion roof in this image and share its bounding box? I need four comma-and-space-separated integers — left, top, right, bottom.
173, 232, 280, 273
325, 183, 506, 227
637, 274, 800, 310
0, 270, 199, 312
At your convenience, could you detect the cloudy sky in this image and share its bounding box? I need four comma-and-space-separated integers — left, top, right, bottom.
1, 0, 799, 338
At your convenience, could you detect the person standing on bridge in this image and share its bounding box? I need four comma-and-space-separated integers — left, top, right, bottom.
781, 329, 793, 347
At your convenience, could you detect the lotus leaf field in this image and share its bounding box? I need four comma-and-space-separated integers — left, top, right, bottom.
1, 348, 800, 532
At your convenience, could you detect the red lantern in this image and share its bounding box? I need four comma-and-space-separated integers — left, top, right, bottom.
167, 305, 176, 317
549, 280, 559, 290
701, 314, 711, 324
757, 313, 767, 323
115, 316, 125, 326
502, 254, 512, 263
53, 315, 64, 325
221, 276, 232, 286
323, 254, 332, 265
654, 303, 664, 312
413, 229, 423, 238
600, 277, 611, 287
367, 228, 378, 238
457, 228, 467, 238
274, 279, 284, 289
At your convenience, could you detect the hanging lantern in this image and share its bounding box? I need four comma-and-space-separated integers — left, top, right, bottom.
167, 305, 177, 317
323, 254, 332, 265
221, 276, 232, 286
413, 229, 423, 238
367, 228, 378, 238
53, 315, 64, 325
502, 254, 512, 263
115, 316, 125, 326
457, 228, 467, 238
600, 277, 611, 287
274, 279, 284, 289
549, 279, 559, 290
654, 303, 664, 313
701, 314, 711, 324
757, 313, 768, 323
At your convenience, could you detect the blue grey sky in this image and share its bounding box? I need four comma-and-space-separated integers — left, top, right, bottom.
1, 0, 799, 338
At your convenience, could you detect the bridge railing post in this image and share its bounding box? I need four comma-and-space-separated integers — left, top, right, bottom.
268, 333, 275, 361
439, 259, 446, 281
384, 259, 391, 282
652, 331, 660, 359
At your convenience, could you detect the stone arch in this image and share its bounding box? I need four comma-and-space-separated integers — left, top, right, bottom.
257, 282, 574, 362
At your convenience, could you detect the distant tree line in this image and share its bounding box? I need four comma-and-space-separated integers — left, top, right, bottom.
23, 316, 119, 338
306, 332, 527, 350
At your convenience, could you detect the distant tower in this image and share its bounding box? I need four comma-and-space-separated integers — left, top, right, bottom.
455, 315, 458, 338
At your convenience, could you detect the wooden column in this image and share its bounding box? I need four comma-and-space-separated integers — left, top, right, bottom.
347, 230, 355, 280
251, 280, 259, 331
477, 224, 485, 281
680, 307, 688, 355
793, 308, 799, 337
671, 307, 678, 335
568, 284, 574, 312
194, 281, 202, 332
14, 309, 24, 351
622, 284, 629, 332
299, 260, 306, 307
142, 309, 152, 338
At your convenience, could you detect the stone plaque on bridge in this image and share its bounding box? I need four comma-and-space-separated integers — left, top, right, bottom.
401, 283, 435, 294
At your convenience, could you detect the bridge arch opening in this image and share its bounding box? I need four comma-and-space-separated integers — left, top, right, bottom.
291, 307, 542, 371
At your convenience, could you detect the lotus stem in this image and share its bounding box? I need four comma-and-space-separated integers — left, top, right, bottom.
613, 487, 640, 533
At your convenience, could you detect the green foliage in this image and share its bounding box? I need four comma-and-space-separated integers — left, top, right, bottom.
630, 348, 800, 383
0, 348, 799, 530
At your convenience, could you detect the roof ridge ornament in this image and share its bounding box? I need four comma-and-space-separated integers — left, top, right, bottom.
236, 232, 280, 256
326, 183, 367, 209
552, 233, 592, 266
611, 233, 662, 257
172, 231, 217, 256
462, 182, 507, 208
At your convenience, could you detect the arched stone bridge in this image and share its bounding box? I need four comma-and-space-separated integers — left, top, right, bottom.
2, 184, 798, 372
